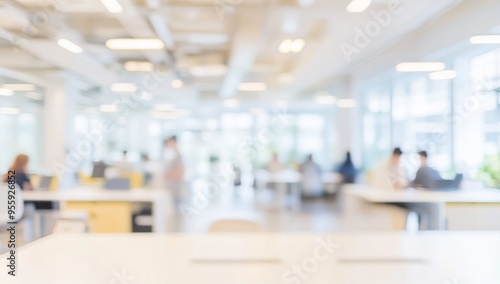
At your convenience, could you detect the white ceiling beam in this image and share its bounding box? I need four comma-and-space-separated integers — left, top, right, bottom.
115, 0, 170, 63
218, 10, 268, 97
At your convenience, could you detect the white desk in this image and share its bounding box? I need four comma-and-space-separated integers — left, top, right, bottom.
1, 232, 499, 283
22, 188, 171, 233
346, 184, 500, 230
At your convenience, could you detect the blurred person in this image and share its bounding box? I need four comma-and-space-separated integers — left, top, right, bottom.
412, 151, 441, 189
161, 136, 185, 206
115, 150, 133, 175
2, 154, 33, 190
141, 153, 153, 186
337, 151, 357, 184
372, 147, 407, 189
267, 153, 284, 173
300, 154, 323, 196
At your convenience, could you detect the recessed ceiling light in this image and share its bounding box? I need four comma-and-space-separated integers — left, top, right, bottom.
470, 35, 500, 44
171, 79, 183, 89
346, 0, 372, 13
280, 39, 305, 53
99, 0, 123, 13
291, 39, 305, 53
111, 83, 137, 92
0, 107, 20, 115
223, 99, 239, 108
315, 95, 337, 105
396, 62, 446, 72
429, 70, 457, 80
337, 99, 357, 108
238, 82, 267, 91
124, 61, 154, 72
106, 38, 164, 50
154, 104, 175, 111
279, 39, 293, 53
297, 0, 315, 6
0, 88, 13, 96
57, 39, 83, 54
99, 104, 119, 112
3, 84, 35, 91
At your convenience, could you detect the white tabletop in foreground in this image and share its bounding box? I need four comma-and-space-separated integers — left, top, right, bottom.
1, 232, 499, 283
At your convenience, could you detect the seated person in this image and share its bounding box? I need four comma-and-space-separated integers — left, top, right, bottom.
372, 147, 407, 189
412, 151, 441, 189
337, 151, 357, 184
3, 154, 33, 190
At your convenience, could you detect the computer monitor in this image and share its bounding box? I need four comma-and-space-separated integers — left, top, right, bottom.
91, 162, 107, 178
430, 174, 463, 191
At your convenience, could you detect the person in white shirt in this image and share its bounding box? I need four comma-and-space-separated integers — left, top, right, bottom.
267, 153, 284, 173
372, 147, 407, 190
161, 136, 185, 207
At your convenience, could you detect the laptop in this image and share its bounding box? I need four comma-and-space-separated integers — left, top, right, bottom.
104, 178, 131, 190
429, 174, 463, 191
37, 176, 53, 191
91, 162, 107, 178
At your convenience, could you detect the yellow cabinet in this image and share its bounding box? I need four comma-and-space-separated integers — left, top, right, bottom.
64, 202, 132, 233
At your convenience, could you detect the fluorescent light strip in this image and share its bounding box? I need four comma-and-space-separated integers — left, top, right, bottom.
99, 0, 123, 13
106, 39, 164, 50
347, 0, 372, 13
223, 99, 239, 108
0, 88, 14, 96
0, 108, 20, 115
396, 62, 445, 72
57, 39, 83, 54
337, 99, 357, 108
238, 82, 267, 91
171, 79, 183, 89
124, 61, 154, 72
3, 84, 35, 91
111, 83, 137, 92
315, 95, 337, 105
429, 70, 457, 80
279, 39, 305, 53
470, 35, 500, 44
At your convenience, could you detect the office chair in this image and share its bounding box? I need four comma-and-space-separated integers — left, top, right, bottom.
208, 219, 263, 233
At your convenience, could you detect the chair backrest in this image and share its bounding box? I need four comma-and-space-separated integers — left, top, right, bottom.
208, 219, 262, 233
0, 183, 24, 225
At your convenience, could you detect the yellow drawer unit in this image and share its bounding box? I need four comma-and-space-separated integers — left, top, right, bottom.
64, 202, 132, 233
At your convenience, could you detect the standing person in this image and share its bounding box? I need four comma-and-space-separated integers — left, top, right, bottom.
161, 136, 185, 207
3, 154, 33, 190
267, 153, 284, 173
337, 151, 357, 184
412, 151, 441, 189
372, 147, 407, 189
300, 154, 323, 197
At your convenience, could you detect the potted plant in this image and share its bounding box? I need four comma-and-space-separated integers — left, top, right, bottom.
478, 154, 500, 189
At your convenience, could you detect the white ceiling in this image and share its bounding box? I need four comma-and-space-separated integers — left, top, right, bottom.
0, 0, 484, 101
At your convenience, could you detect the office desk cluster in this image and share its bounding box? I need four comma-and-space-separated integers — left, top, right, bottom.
22, 188, 171, 233
345, 185, 500, 230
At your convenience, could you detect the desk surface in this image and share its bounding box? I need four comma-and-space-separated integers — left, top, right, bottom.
22, 187, 169, 202
1, 232, 499, 283
346, 184, 500, 203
